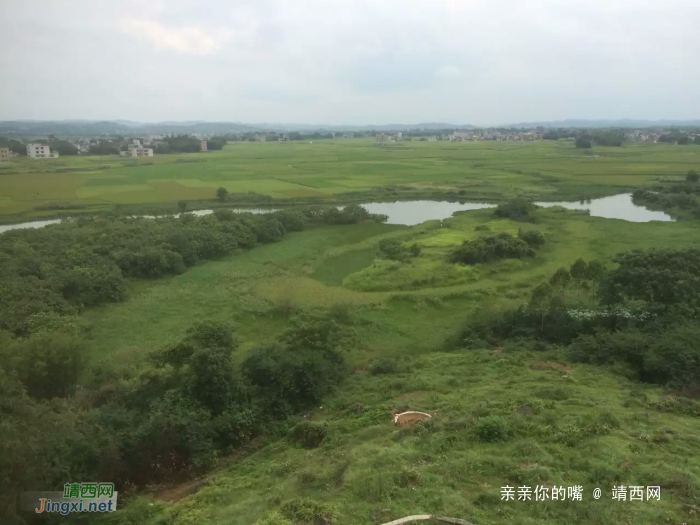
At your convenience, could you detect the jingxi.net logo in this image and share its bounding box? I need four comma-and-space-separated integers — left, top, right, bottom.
21, 483, 118, 515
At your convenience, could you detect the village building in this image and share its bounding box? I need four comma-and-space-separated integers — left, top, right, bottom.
120, 144, 154, 157
27, 143, 52, 158
0, 147, 10, 162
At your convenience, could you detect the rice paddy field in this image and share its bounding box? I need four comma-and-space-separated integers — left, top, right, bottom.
1, 139, 699, 218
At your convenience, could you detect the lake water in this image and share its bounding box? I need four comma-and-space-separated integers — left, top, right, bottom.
534, 193, 674, 223
0, 193, 674, 234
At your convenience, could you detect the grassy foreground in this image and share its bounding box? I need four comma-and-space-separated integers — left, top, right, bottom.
2, 140, 700, 218
81, 207, 700, 524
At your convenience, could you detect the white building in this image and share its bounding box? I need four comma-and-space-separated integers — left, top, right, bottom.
123, 145, 154, 157
200, 140, 208, 151
27, 143, 51, 158
0, 147, 10, 162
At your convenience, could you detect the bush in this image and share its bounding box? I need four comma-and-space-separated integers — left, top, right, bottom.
451, 233, 536, 265
494, 198, 537, 221
379, 239, 409, 261
254, 512, 294, 525
290, 421, 328, 448
242, 317, 348, 415
474, 415, 510, 442
368, 358, 398, 375
3, 331, 83, 399
280, 498, 339, 525
518, 229, 546, 247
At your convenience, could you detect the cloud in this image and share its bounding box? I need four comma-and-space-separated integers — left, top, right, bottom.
119, 19, 227, 55
2, 0, 700, 123
436, 66, 463, 80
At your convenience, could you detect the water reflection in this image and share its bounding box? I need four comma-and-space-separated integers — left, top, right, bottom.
0, 193, 675, 234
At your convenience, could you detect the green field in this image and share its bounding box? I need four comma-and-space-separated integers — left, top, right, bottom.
74, 207, 700, 525
1, 139, 699, 218
5, 140, 700, 525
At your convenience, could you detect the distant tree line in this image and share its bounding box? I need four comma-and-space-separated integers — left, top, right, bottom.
154, 135, 227, 153
658, 133, 700, 145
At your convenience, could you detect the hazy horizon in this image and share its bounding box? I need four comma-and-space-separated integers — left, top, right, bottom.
1, 0, 699, 125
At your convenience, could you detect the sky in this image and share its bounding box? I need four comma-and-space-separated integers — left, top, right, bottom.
1, 0, 699, 126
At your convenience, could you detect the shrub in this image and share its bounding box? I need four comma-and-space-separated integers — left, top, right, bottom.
290, 421, 328, 448
254, 512, 294, 525
494, 198, 537, 221
518, 229, 546, 247
242, 342, 346, 414
379, 239, 409, 261
368, 358, 398, 375
451, 233, 536, 265
4, 331, 83, 399
280, 498, 339, 525
474, 415, 510, 442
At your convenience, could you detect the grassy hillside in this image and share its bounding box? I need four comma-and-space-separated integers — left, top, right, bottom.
114, 349, 699, 525
75, 207, 700, 525
2, 140, 699, 218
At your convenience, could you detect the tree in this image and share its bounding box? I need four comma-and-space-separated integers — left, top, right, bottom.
89, 140, 119, 155
575, 138, 592, 149
494, 198, 537, 221
686, 170, 699, 183
570, 258, 589, 280
49, 139, 78, 156
3, 332, 83, 399
216, 187, 228, 201
550, 267, 572, 287
178, 200, 188, 211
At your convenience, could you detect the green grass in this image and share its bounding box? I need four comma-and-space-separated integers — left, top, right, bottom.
311, 247, 380, 285
114, 347, 700, 525
2, 140, 699, 218
72, 203, 700, 524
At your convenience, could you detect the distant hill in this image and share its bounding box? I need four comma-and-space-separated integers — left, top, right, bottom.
0, 120, 261, 136
0, 120, 477, 136
2, 119, 699, 137
506, 119, 700, 129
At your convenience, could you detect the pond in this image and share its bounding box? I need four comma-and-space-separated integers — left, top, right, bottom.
534, 193, 674, 223
0, 193, 674, 234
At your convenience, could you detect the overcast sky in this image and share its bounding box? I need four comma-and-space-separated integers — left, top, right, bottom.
1, 0, 698, 125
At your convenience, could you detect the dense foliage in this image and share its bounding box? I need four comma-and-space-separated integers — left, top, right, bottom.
378, 239, 420, 261
0, 315, 350, 522
450, 231, 544, 265
493, 198, 537, 221
458, 248, 700, 391
154, 135, 228, 154
0, 203, 384, 521
0, 206, 384, 337
633, 173, 700, 218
